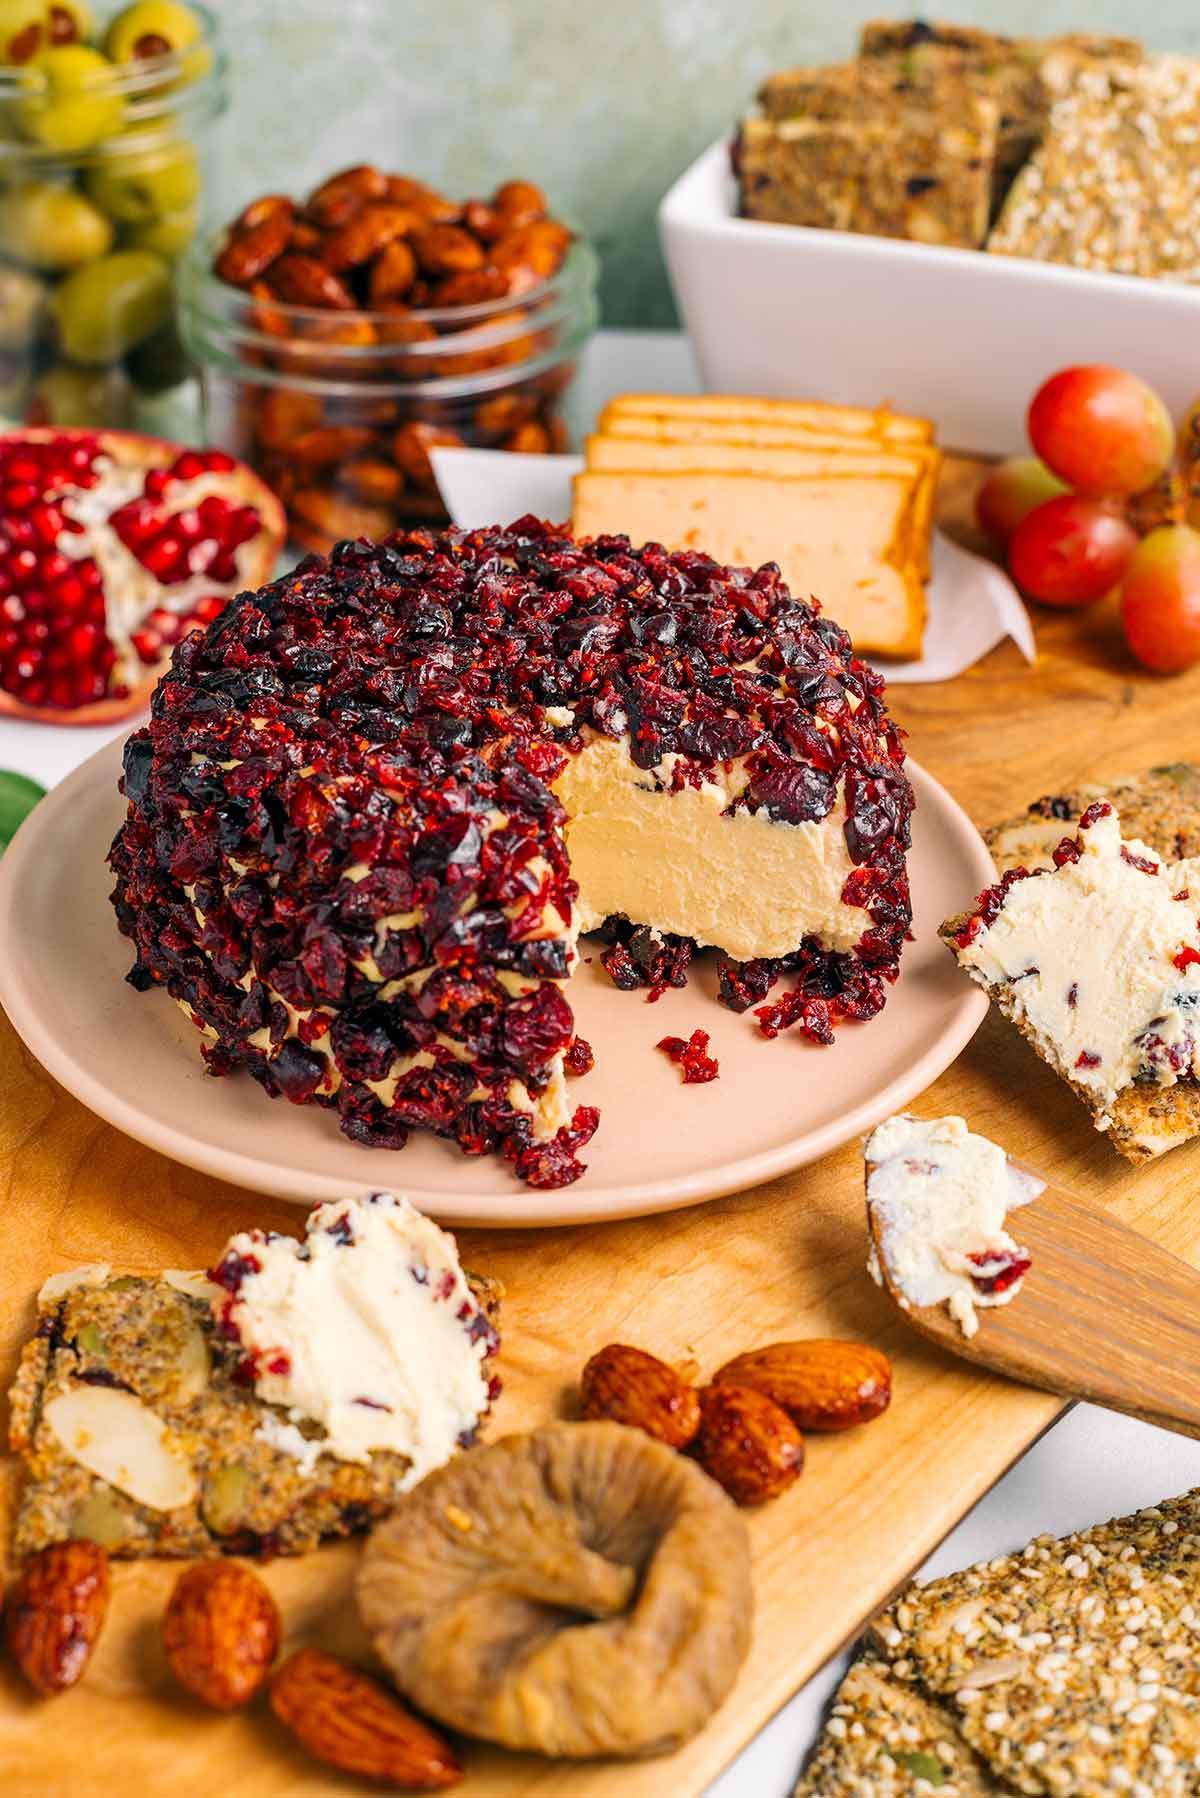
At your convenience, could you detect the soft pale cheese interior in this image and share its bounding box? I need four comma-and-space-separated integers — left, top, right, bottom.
957, 808, 1200, 1123
865, 1113, 1040, 1338
571, 468, 922, 657
217, 1193, 491, 1486
553, 733, 869, 960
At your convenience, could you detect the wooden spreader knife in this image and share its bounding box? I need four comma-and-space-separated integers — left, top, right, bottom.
869, 1178, 1200, 1441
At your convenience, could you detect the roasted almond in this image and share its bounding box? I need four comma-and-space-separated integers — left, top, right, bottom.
306, 163, 388, 229
579, 1343, 701, 1450
391, 420, 464, 489
693, 1383, 804, 1506
233, 193, 294, 235
6, 1539, 111, 1695
413, 223, 485, 278
270, 1648, 462, 1788
214, 210, 292, 287
322, 203, 421, 273
492, 178, 547, 231
713, 1339, 892, 1432
268, 254, 355, 311
162, 1560, 281, 1711
368, 237, 419, 306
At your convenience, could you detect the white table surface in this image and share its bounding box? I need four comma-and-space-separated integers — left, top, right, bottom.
5, 332, 1199, 1797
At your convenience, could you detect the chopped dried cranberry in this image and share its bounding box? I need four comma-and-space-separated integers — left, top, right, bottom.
1075, 1050, 1102, 1069
1078, 800, 1114, 829
967, 1248, 1032, 1295
564, 1035, 594, 1076
656, 1028, 719, 1083
1121, 844, 1159, 875
1066, 982, 1079, 1008
1174, 946, 1200, 972
207, 1249, 263, 1293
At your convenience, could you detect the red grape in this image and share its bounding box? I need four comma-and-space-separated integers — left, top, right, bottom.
1120, 526, 1200, 672
1007, 496, 1138, 607
1028, 365, 1174, 497
975, 456, 1069, 545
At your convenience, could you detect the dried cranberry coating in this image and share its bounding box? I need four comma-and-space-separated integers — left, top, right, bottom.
109, 518, 912, 1186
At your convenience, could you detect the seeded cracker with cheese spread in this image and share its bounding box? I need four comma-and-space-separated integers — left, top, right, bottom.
942, 799, 1200, 1162
7, 1194, 501, 1560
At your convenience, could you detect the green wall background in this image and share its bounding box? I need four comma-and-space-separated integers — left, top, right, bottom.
205, 1, 1197, 325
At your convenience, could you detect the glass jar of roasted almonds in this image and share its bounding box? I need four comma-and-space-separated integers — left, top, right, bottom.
0, 1, 226, 429
180, 166, 598, 551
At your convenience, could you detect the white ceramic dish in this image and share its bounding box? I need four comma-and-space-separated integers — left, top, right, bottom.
0, 737, 990, 1227
659, 139, 1200, 456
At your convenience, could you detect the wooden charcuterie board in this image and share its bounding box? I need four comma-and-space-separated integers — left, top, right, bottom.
3, 460, 1200, 1797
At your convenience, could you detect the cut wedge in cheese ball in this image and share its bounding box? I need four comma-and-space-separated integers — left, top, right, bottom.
942, 799, 1200, 1162
600, 391, 934, 444
110, 519, 914, 1191
573, 468, 927, 660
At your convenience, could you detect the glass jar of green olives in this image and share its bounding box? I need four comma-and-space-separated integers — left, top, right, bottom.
0, 1, 226, 429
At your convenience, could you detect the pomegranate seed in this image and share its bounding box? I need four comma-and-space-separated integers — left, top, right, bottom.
10, 549, 38, 585
21, 588, 46, 617
0, 595, 24, 622
208, 551, 237, 583
49, 574, 85, 613
13, 648, 43, 679
23, 619, 50, 645
131, 627, 162, 663
171, 451, 206, 480
68, 622, 100, 660
3, 483, 38, 511
39, 550, 69, 585
5, 457, 39, 483
29, 503, 63, 545
0, 627, 18, 655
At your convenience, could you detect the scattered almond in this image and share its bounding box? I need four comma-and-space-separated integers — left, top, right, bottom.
269, 1648, 463, 1789
5, 1540, 111, 1696
713, 1339, 893, 1432
579, 1343, 702, 1449
693, 1384, 804, 1506
162, 1560, 281, 1711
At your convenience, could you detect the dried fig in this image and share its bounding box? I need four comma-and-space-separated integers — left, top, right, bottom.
357, 1421, 753, 1759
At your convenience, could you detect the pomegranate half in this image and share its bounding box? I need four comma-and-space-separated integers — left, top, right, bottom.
0, 428, 286, 726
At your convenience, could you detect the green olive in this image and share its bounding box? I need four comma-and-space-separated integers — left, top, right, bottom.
0, 1, 47, 67
16, 44, 125, 152
103, 0, 208, 84
29, 358, 133, 424
85, 134, 198, 223
0, 261, 48, 347
46, 0, 91, 45
122, 203, 194, 257
125, 314, 187, 390
0, 180, 113, 269
51, 246, 170, 362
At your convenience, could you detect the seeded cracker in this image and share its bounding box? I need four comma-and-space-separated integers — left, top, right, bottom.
988, 57, 1200, 279
8, 1264, 501, 1561
869, 1489, 1200, 1796
987, 765, 1200, 876
738, 99, 997, 249
793, 1651, 1002, 1795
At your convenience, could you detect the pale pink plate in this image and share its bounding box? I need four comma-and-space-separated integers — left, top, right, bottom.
0, 736, 991, 1227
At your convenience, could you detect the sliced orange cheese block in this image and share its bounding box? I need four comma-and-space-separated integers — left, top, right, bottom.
600, 391, 934, 444
583, 431, 939, 581
572, 467, 925, 659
